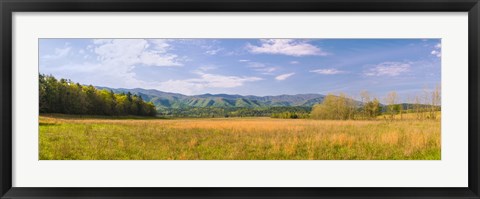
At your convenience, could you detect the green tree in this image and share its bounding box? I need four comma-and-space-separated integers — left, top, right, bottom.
311, 93, 357, 120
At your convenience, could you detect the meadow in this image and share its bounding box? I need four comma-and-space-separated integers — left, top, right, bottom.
39, 114, 441, 160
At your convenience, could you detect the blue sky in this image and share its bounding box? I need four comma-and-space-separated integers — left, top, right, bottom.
39, 39, 441, 102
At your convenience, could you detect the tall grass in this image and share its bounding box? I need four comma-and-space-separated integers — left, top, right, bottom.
39, 114, 440, 160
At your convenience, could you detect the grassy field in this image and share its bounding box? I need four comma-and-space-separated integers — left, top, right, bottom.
39, 114, 441, 160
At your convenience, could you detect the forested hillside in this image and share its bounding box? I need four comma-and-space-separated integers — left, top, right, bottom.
96, 86, 326, 109
94, 87, 326, 117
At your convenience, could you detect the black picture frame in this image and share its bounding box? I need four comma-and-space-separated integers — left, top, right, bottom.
1, 0, 479, 198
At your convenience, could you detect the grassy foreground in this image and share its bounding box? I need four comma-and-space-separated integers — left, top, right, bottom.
39, 114, 441, 160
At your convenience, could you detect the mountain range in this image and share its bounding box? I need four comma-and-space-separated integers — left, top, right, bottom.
96, 86, 326, 109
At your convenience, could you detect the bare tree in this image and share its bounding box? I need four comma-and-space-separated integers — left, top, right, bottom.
423, 87, 431, 119
360, 90, 371, 120
413, 95, 424, 120
386, 91, 399, 120
430, 84, 441, 119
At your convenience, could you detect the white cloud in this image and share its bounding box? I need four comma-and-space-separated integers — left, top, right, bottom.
275, 72, 295, 80
431, 43, 441, 57
44, 39, 184, 92
42, 47, 71, 59
310, 68, 346, 75
290, 61, 300, 64
238, 59, 250, 62
158, 72, 262, 95
148, 39, 171, 52
90, 39, 181, 85
431, 50, 441, 57
94, 39, 181, 67
364, 62, 411, 77
246, 39, 327, 57
138, 51, 181, 66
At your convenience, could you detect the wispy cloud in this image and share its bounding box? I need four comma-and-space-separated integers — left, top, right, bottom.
310, 68, 346, 75
238, 59, 250, 62
255, 67, 277, 74
159, 72, 262, 95
246, 62, 266, 68
201, 41, 224, 55
246, 39, 328, 57
364, 62, 411, 77
198, 65, 217, 71
275, 72, 295, 80
204, 48, 223, 55
290, 61, 300, 64
243, 61, 278, 75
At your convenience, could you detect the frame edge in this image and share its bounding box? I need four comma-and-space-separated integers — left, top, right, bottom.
468, 1, 480, 197
1, 0, 480, 198
0, 0, 14, 198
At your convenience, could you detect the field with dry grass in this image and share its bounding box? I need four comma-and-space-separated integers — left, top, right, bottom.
39, 114, 441, 160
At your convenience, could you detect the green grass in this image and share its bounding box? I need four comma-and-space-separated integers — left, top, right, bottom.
39, 114, 441, 160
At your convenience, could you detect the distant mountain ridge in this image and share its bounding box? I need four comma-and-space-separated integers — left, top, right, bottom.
95, 86, 326, 109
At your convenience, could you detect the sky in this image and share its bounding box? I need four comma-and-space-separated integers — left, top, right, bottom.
39, 39, 441, 102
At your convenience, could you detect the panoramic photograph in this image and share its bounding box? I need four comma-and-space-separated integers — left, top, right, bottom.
39, 38, 441, 160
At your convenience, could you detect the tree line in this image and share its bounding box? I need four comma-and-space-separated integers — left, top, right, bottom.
309, 86, 441, 121
39, 74, 157, 116
271, 112, 310, 119
159, 106, 312, 118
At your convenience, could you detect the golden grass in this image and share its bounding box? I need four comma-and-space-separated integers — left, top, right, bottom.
39, 114, 441, 160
